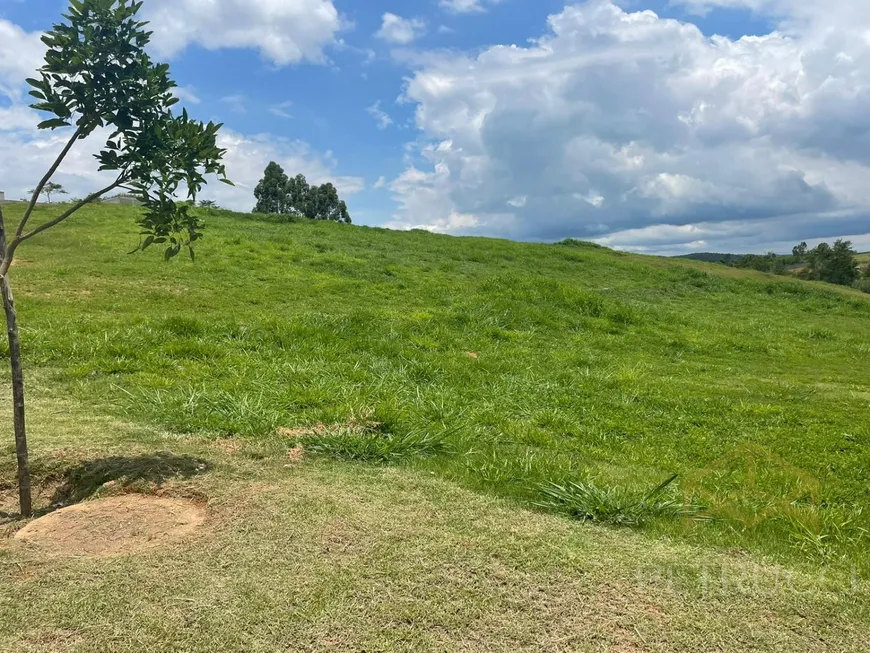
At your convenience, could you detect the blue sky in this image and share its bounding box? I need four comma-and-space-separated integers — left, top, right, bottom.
1, 0, 869, 254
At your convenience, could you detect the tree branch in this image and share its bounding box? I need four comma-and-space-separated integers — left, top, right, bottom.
21, 178, 128, 243
0, 175, 127, 278
15, 126, 84, 240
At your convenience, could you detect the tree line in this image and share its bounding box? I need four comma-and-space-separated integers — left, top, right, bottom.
253, 161, 351, 223
728, 239, 870, 293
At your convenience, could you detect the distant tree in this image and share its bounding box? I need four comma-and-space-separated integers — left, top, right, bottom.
305, 182, 351, 223
28, 181, 67, 203
199, 199, 219, 209
0, 0, 230, 517
802, 240, 860, 286
285, 173, 311, 215
252, 167, 351, 223
736, 251, 781, 273
253, 162, 290, 214
792, 242, 808, 259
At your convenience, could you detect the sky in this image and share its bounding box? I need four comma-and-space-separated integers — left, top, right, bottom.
1, 0, 869, 255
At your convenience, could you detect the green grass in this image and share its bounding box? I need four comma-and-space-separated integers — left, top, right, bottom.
537, 474, 705, 527
3, 202, 870, 577
1, 387, 869, 651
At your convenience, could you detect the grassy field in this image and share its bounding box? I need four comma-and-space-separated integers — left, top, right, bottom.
1, 386, 867, 652
0, 202, 869, 648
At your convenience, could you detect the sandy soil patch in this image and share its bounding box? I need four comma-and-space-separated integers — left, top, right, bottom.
14, 495, 206, 557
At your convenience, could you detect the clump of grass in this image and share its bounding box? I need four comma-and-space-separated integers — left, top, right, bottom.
784, 507, 869, 562
537, 474, 704, 527
300, 427, 449, 463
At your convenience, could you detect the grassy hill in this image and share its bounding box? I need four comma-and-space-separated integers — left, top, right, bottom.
6, 202, 870, 561
1, 203, 869, 649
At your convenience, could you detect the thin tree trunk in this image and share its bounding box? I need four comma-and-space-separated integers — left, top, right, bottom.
0, 205, 31, 518
1, 276, 30, 517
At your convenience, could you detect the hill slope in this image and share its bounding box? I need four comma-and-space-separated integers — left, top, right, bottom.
5, 203, 870, 573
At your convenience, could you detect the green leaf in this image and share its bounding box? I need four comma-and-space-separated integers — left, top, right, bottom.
37, 118, 71, 130
164, 244, 182, 261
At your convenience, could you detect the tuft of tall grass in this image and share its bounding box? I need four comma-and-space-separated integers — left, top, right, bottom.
537, 474, 705, 527
300, 426, 450, 463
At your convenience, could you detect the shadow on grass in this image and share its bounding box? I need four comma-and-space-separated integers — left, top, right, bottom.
0, 452, 211, 521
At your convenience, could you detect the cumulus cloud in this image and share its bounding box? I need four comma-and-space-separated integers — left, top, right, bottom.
201, 131, 365, 211
376, 13, 426, 45
0, 16, 359, 216
0, 20, 45, 99
389, 0, 870, 252
142, 0, 342, 65
0, 107, 362, 213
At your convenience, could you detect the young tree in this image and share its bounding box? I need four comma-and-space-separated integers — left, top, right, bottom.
253, 162, 290, 214
0, 0, 230, 517
28, 181, 68, 203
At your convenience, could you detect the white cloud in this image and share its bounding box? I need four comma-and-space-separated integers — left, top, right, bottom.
0, 20, 44, 99
389, 0, 870, 251
376, 13, 426, 45
143, 0, 342, 65
0, 113, 363, 214
203, 131, 365, 211
0, 10, 358, 218
439, 0, 501, 14
173, 86, 201, 105
367, 101, 394, 129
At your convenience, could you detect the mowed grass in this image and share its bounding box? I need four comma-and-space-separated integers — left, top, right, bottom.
1, 386, 869, 652
4, 202, 870, 575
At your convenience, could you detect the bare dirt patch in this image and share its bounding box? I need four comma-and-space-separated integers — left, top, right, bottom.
277, 424, 328, 438
14, 495, 206, 557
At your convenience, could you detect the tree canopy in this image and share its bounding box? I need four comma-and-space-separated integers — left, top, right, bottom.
253, 162, 290, 214
28, 181, 67, 203
253, 163, 351, 223
800, 239, 861, 287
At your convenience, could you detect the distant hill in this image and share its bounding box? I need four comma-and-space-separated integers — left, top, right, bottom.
674, 252, 742, 264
